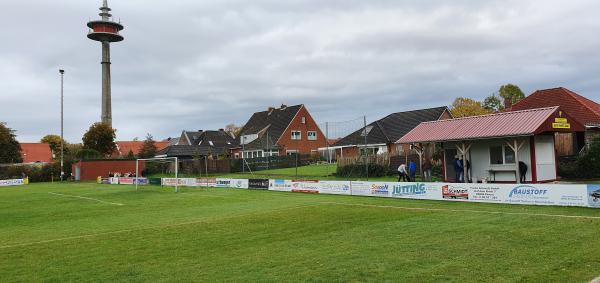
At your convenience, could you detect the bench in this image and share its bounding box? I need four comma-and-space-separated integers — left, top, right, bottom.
488, 169, 517, 182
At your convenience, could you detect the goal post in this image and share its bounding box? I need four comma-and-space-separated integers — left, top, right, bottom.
136, 157, 179, 192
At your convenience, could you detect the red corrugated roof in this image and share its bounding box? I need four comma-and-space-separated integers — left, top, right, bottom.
508, 87, 600, 125
20, 143, 53, 163
115, 141, 170, 157
398, 107, 558, 143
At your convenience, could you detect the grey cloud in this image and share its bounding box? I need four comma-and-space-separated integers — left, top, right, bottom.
1, 0, 599, 142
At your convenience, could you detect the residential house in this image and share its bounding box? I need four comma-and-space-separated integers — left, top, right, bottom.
233, 104, 327, 158
158, 129, 238, 159
20, 143, 53, 164
506, 87, 600, 155
328, 106, 452, 158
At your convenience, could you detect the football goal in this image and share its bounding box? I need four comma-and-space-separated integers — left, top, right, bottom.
135, 157, 179, 192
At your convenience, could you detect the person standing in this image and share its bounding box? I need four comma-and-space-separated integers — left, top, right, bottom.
397, 163, 408, 182
454, 156, 463, 183
409, 160, 417, 182
422, 157, 432, 182
519, 161, 528, 183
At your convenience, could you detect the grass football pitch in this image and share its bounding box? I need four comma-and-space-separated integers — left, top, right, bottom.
1, 182, 600, 282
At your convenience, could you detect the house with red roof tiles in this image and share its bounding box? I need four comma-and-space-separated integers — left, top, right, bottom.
506, 87, 600, 155
20, 143, 53, 164
112, 141, 170, 158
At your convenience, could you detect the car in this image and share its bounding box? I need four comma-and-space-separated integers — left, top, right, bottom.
591, 189, 600, 202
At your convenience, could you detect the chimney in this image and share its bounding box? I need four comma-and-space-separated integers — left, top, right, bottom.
219, 128, 224, 131
280, 104, 287, 109
504, 98, 512, 110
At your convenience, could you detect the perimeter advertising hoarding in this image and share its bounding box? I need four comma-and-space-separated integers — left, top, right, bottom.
118, 178, 134, 185
248, 179, 269, 190
229, 179, 249, 189
588, 185, 600, 208
0, 179, 25, 187
390, 183, 442, 200
161, 178, 196, 187
350, 181, 392, 197
318, 181, 351, 195
269, 179, 293, 192
215, 178, 233, 188
290, 180, 320, 194
196, 178, 217, 187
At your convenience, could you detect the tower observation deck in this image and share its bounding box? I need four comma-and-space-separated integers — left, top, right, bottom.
87, 0, 124, 127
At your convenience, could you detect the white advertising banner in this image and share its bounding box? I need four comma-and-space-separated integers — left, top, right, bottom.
318, 181, 351, 195
229, 179, 249, 189
269, 179, 293, 192
350, 181, 393, 197
288, 180, 321, 194
196, 178, 217, 187
389, 182, 442, 200
0, 179, 25, 187
215, 178, 233, 188
161, 178, 196, 187
109, 177, 120, 185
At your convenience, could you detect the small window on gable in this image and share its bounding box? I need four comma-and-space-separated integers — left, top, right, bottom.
301, 117, 306, 124
291, 131, 301, 140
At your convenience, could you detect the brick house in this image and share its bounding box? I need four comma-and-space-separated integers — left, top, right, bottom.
112, 141, 170, 158
506, 87, 600, 155
327, 106, 452, 158
232, 104, 327, 158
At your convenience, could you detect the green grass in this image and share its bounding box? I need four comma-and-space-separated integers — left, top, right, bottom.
2, 182, 600, 282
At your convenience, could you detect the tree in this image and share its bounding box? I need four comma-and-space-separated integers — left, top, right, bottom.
126, 149, 135, 159
450, 97, 492, 118
224, 123, 243, 138
483, 94, 504, 112
0, 122, 22, 163
138, 133, 157, 159
498, 84, 525, 105
82, 123, 117, 157
41, 134, 69, 160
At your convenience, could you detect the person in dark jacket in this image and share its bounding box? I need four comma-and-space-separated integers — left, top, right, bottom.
454, 156, 463, 183
422, 157, 432, 182
519, 161, 528, 183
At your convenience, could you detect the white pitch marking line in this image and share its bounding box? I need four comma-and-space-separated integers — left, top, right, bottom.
0, 203, 320, 250
320, 202, 600, 220
48, 192, 124, 206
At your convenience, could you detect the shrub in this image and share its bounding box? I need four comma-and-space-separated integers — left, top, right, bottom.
335, 164, 392, 178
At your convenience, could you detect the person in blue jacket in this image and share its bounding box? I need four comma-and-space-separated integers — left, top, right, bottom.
454, 155, 463, 182
408, 160, 417, 182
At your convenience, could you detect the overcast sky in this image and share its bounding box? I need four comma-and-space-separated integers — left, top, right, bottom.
2, 0, 600, 142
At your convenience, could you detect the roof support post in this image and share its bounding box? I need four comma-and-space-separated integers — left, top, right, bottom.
456, 142, 471, 183
412, 143, 424, 181
505, 139, 525, 183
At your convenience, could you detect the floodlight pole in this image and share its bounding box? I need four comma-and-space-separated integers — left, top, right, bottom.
364, 115, 368, 181
59, 69, 65, 181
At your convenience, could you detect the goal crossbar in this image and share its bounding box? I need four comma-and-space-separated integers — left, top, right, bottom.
135, 157, 179, 192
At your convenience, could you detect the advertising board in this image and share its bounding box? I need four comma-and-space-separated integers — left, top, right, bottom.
442, 184, 469, 200
215, 178, 233, 188
196, 178, 217, 187
588, 185, 600, 208
0, 179, 25, 187
289, 180, 320, 194
230, 179, 249, 189
248, 179, 269, 190
390, 182, 441, 200
118, 177, 134, 185
318, 181, 351, 195
269, 179, 292, 192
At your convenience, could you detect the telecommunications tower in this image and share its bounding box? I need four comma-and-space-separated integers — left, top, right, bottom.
87, 0, 124, 127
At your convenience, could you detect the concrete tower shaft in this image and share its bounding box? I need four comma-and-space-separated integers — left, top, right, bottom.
87, 0, 123, 127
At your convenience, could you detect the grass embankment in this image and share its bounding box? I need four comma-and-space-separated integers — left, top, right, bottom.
1, 182, 599, 281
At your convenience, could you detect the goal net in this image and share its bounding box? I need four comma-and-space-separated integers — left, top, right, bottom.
135, 157, 180, 192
